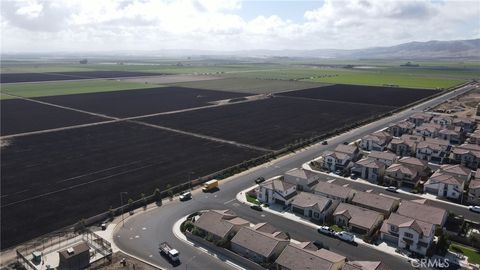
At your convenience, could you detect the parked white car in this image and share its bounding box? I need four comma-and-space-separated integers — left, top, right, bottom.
386, 186, 398, 193
317, 226, 335, 236
469, 206, 480, 213
336, 231, 355, 243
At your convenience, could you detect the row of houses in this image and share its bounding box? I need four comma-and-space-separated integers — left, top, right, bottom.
255, 170, 447, 256
193, 209, 387, 270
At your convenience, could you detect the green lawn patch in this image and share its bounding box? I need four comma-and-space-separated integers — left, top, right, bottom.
330, 225, 344, 232
246, 194, 260, 205
450, 243, 480, 265
0, 79, 162, 99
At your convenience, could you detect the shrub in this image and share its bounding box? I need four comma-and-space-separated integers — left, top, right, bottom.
181, 220, 194, 233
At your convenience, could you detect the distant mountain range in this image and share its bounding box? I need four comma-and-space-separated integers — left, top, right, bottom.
233, 39, 480, 59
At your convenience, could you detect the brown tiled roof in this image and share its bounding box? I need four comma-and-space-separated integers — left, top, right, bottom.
352, 191, 399, 213
452, 143, 480, 157
368, 151, 397, 161
385, 163, 418, 176
314, 182, 355, 200
342, 261, 388, 270
439, 164, 471, 176
284, 168, 319, 184
469, 179, 480, 190
355, 158, 384, 169
398, 157, 428, 167
383, 213, 434, 236
323, 150, 350, 160
334, 144, 358, 155
410, 112, 433, 121
333, 203, 383, 230
275, 243, 344, 270
195, 210, 248, 239
453, 117, 475, 124
231, 226, 289, 258
396, 201, 446, 226
260, 178, 296, 192
426, 171, 465, 186
415, 123, 442, 133
291, 192, 331, 212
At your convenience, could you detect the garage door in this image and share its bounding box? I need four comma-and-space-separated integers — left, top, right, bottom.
274, 198, 285, 205
351, 226, 367, 235
292, 207, 304, 215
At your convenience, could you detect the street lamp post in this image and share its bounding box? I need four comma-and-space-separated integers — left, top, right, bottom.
120, 192, 128, 227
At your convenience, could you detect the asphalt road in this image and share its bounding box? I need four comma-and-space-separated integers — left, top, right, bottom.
114, 83, 479, 270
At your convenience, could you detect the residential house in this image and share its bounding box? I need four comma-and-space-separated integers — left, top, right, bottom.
313, 181, 356, 203
321, 145, 361, 172
384, 157, 430, 188
438, 126, 463, 145
381, 213, 435, 256
408, 112, 433, 126
342, 261, 389, 270
386, 121, 415, 137
194, 210, 249, 241
453, 117, 476, 133
468, 177, 480, 205
396, 200, 447, 227
290, 192, 336, 222
450, 143, 480, 169
367, 151, 398, 166
351, 191, 400, 217
415, 138, 451, 163
468, 130, 480, 145
414, 123, 442, 138
424, 164, 471, 199
351, 158, 385, 183
430, 115, 453, 127
333, 203, 384, 235
231, 224, 289, 264
275, 242, 346, 270
388, 135, 423, 156
283, 168, 320, 192
258, 177, 297, 206
359, 131, 392, 151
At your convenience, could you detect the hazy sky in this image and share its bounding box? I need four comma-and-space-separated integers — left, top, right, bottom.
1, 0, 479, 53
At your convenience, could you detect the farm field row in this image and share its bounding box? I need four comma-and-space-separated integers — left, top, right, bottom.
0, 70, 162, 83
1, 121, 265, 249
140, 96, 395, 150
278, 84, 437, 107
226, 68, 465, 89
170, 77, 329, 93
0, 79, 161, 99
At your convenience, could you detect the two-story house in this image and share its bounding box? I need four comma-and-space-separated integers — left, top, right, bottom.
453, 117, 476, 133
423, 164, 471, 199
367, 151, 398, 166
351, 158, 385, 183
258, 177, 297, 206
468, 172, 480, 205
415, 138, 450, 163
468, 130, 480, 145
359, 131, 392, 151
408, 112, 433, 126
333, 203, 384, 236
351, 191, 400, 217
388, 135, 423, 156
381, 213, 435, 256
414, 123, 442, 138
290, 192, 337, 222
384, 157, 429, 188
450, 143, 480, 169
313, 181, 355, 203
283, 168, 320, 192
386, 120, 415, 137
321, 145, 360, 172
430, 115, 453, 127
438, 126, 463, 145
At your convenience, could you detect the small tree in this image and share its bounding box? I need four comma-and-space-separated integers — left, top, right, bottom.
141, 193, 147, 210
128, 198, 134, 215
436, 231, 450, 255
75, 218, 86, 232
108, 206, 115, 221
166, 184, 173, 200
153, 188, 162, 205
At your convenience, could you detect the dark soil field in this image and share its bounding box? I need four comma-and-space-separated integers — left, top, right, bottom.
277, 84, 438, 107
1, 71, 160, 83
1, 122, 264, 248
141, 96, 395, 150
35, 87, 249, 117
1, 99, 107, 136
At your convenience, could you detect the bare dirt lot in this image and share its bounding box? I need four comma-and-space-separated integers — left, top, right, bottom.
1, 122, 264, 249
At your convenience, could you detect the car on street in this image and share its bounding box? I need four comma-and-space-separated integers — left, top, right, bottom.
334, 170, 342, 175
350, 173, 358, 180
336, 231, 355, 243
469, 206, 480, 213
254, 177, 265, 184
317, 226, 335, 236
250, 205, 263, 211
343, 141, 349, 145
386, 186, 398, 193
179, 192, 192, 201
322, 141, 328, 145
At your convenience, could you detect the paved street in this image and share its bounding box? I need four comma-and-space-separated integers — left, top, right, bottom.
114, 83, 479, 270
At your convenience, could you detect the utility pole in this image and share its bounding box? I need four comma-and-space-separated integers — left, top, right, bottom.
120, 192, 128, 227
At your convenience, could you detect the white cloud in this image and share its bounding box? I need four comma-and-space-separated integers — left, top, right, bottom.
0, 0, 478, 52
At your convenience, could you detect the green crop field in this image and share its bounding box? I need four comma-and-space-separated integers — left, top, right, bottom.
0, 79, 162, 99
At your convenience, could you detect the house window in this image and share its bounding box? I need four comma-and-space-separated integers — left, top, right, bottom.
314, 212, 320, 218
390, 225, 398, 232
404, 232, 414, 238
